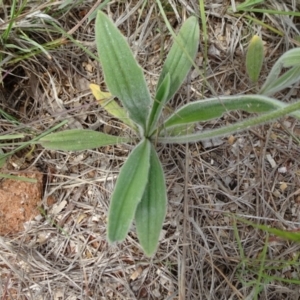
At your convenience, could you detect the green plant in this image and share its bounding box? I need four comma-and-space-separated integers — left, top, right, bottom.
38, 11, 300, 256
233, 216, 300, 300
0, 1, 100, 76
228, 0, 300, 38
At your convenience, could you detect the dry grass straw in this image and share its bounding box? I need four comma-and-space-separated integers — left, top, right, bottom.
1, 0, 300, 299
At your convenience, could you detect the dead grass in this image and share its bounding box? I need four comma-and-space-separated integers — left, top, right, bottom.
1, 0, 300, 299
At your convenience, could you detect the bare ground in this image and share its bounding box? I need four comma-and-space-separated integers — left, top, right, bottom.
1, 1, 300, 299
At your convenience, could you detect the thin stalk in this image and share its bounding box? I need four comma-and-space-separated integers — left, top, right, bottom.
239, 9, 300, 17
233, 13, 283, 36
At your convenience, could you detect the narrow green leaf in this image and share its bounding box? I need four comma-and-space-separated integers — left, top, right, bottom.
236, 217, 300, 242
156, 98, 300, 144
96, 11, 151, 130
135, 144, 167, 256
87, 0, 111, 22
148, 73, 170, 135
108, 139, 151, 243
0, 151, 6, 168
260, 66, 300, 96
161, 94, 300, 130
246, 35, 264, 83
260, 48, 300, 96
260, 57, 284, 90
233, 0, 264, 11
0, 173, 37, 182
1, 121, 68, 161
274, 47, 300, 68
0, 134, 25, 140
0, 108, 19, 124
156, 16, 199, 104
39, 129, 129, 151
20, 35, 51, 59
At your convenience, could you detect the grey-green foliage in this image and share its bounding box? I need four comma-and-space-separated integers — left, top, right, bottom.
39, 11, 300, 256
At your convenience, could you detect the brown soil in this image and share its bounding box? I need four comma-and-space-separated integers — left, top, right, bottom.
0, 169, 43, 235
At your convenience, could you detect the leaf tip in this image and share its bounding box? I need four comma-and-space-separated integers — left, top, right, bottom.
246, 35, 264, 83
251, 35, 261, 43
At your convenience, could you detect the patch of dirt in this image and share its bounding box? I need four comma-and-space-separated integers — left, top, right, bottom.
0, 169, 43, 235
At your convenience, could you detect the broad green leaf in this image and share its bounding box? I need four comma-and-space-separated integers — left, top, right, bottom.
147, 73, 170, 135
96, 11, 151, 131
89, 83, 137, 131
246, 35, 264, 83
108, 139, 151, 243
260, 48, 300, 96
161, 94, 300, 130
156, 16, 199, 104
156, 98, 300, 144
39, 129, 129, 151
135, 144, 167, 256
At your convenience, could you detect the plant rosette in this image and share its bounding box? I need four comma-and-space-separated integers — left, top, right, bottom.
39, 11, 300, 256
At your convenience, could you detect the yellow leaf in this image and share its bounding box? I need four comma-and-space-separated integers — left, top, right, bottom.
89, 84, 137, 131
90, 83, 112, 100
